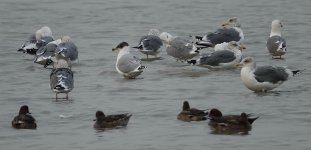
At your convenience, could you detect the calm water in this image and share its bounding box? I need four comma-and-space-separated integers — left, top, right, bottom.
1, 0, 311, 149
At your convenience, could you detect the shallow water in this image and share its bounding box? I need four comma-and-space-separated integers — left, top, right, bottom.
1, 0, 311, 149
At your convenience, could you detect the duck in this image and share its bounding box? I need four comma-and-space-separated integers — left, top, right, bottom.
177, 101, 208, 122
12, 105, 37, 129
93, 111, 132, 129
208, 108, 258, 135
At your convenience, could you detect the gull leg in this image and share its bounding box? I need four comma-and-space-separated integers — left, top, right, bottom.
66, 93, 69, 100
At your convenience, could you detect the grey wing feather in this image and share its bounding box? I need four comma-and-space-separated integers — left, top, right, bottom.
141, 35, 163, 51
254, 66, 289, 83
167, 37, 193, 58
36, 43, 58, 56
56, 42, 78, 61
199, 50, 235, 66
117, 54, 141, 73
50, 68, 74, 93
207, 28, 240, 44
266, 36, 286, 54
36, 36, 54, 49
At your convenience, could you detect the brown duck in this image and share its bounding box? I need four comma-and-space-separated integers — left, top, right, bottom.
12, 105, 37, 129
208, 108, 258, 135
177, 101, 209, 122
93, 111, 132, 129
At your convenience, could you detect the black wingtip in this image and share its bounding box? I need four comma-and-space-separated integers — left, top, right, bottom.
292, 69, 305, 76
44, 59, 53, 68
138, 66, 147, 70
132, 45, 143, 50
187, 60, 197, 65
195, 36, 203, 40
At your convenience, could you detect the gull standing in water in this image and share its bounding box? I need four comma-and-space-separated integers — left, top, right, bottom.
160, 32, 205, 61
132, 29, 163, 60
266, 20, 286, 59
112, 42, 146, 79
44, 36, 78, 68
50, 51, 74, 100
188, 41, 245, 69
195, 17, 244, 47
34, 38, 61, 67
237, 57, 303, 92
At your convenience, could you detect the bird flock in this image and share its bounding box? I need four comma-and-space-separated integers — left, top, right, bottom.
13, 17, 303, 134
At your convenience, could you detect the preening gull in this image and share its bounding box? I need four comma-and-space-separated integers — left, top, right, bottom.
160, 32, 205, 61
50, 51, 74, 100
47, 36, 78, 68
188, 41, 245, 69
238, 57, 303, 92
132, 29, 163, 59
18, 26, 54, 55
34, 39, 61, 67
196, 17, 244, 47
266, 20, 286, 58
112, 42, 146, 79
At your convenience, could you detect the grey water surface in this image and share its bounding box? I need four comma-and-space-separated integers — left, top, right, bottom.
0, 0, 311, 149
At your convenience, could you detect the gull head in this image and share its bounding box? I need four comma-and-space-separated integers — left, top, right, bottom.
159, 32, 173, 46
236, 56, 255, 68
112, 42, 129, 52
61, 35, 71, 43
35, 26, 53, 40
228, 41, 246, 51
148, 29, 161, 36
222, 17, 241, 28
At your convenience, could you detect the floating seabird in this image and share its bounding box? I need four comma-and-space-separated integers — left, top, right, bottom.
93, 111, 132, 129
12, 105, 37, 129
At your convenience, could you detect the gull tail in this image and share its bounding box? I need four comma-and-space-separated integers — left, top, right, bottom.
292, 69, 305, 76
44, 59, 54, 68
195, 40, 214, 48
138, 65, 146, 70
